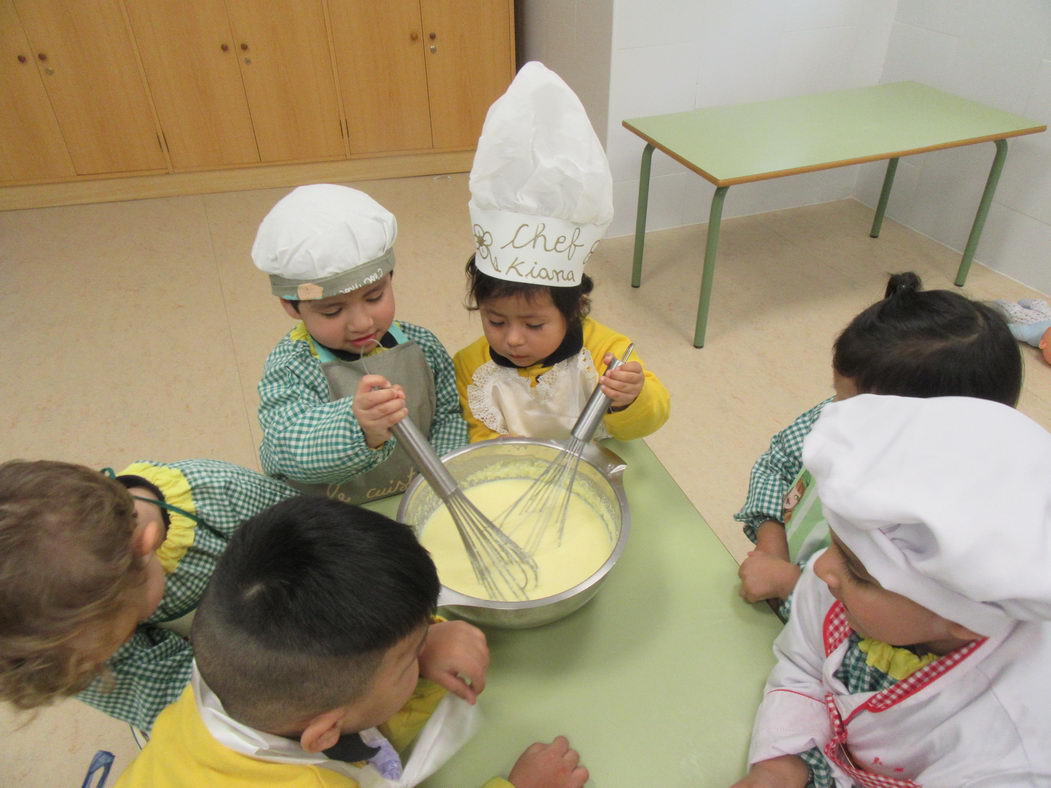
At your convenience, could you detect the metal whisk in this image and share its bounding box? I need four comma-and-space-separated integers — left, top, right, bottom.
497, 344, 635, 554
359, 340, 536, 600
392, 415, 538, 601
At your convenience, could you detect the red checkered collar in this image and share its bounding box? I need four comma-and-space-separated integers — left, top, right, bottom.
822, 601, 986, 716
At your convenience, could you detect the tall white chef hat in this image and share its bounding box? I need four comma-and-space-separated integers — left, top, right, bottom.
468, 62, 613, 287
803, 394, 1051, 639
252, 184, 397, 301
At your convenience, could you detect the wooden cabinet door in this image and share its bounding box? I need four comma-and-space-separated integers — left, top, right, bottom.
13, 0, 166, 175
421, 0, 513, 150
124, 0, 258, 170
0, 0, 75, 182
225, 0, 344, 163
328, 0, 432, 155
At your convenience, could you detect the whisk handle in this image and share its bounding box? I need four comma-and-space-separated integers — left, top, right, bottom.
570, 342, 636, 444
391, 417, 459, 499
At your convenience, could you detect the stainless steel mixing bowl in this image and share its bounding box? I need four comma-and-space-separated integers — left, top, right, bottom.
396, 437, 630, 629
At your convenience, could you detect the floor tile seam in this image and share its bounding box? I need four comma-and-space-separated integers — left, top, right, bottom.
200, 195, 259, 459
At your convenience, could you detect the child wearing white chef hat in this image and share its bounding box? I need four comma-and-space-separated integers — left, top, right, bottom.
735, 395, 1051, 788
253, 185, 467, 503
454, 62, 670, 443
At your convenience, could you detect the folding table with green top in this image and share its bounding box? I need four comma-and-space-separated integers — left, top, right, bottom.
367, 438, 782, 786
623, 81, 1047, 347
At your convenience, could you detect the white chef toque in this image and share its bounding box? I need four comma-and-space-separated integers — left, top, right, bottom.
468, 62, 613, 287
252, 184, 397, 301
803, 394, 1051, 639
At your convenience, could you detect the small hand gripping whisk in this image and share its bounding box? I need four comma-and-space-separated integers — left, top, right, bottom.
359, 342, 537, 601
391, 417, 538, 601
497, 343, 635, 554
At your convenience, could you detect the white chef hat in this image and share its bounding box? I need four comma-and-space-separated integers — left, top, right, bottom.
803, 394, 1051, 638
468, 62, 613, 287
252, 184, 397, 301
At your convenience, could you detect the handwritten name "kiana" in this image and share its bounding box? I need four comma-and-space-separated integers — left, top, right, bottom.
502, 223, 586, 260
502, 257, 577, 283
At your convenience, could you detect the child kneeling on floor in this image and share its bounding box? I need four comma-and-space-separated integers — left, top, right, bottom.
734, 395, 1051, 787
117, 496, 588, 788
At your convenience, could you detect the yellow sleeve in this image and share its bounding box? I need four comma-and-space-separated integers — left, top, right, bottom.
481, 779, 515, 787
454, 338, 503, 443
584, 319, 671, 441
378, 679, 448, 752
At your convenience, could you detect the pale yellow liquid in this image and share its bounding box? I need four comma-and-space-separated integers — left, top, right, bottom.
420, 477, 614, 600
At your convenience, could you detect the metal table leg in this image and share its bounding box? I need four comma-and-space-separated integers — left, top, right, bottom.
631, 144, 655, 288
693, 186, 729, 348
869, 157, 899, 238
955, 138, 1008, 286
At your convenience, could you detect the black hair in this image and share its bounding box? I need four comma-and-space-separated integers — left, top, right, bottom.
833, 272, 1022, 406
191, 497, 439, 731
465, 254, 593, 328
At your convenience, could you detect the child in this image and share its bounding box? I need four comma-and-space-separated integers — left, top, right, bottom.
116, 497, 589, 788
734, 395, 1051, 786
254, 184, 468, 502
455, 62, 670, 443
735, 272, 1021, 613
0, 458, 296, 732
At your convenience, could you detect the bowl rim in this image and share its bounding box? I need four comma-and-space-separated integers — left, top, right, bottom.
396, 436, 631, 610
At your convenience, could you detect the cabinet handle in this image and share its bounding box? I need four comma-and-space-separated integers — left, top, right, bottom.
220, 43, 229, 52
429, 32, 436, 40
430, 45, 437, 53
240, 42, 249, 51
17, 54, 27, 63
410, 31, 418, 41
37, 52, 47, 61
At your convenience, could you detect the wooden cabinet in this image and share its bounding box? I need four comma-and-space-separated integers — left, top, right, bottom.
127, 0, 343, 170
0, 0, 75, 182
329, 0, 514, 155
225, 0, 344, 163
1, 0, 514, 197
9, 0, 166, 176
124, 0, 258, 170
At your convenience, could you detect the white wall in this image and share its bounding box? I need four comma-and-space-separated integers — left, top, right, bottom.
516, 0, 614, 146
853, 1, 1051, 294
603, 0, 897, 237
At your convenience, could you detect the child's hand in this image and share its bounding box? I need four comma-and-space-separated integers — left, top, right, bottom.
508, 736, 588, 788
730, 755, 809, 787
418, 620, 489, 705
352, 374, 407, 449
600, 355, 644, 410
737, 550, 801, 604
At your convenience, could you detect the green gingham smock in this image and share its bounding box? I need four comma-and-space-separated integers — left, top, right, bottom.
257, 320, 468, 485
77, 459, 296, 732
734, 398, 835, 542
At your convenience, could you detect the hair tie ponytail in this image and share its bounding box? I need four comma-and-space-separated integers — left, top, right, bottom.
884, 271, 922, 299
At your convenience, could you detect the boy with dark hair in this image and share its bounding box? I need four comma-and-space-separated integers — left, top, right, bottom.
117, 497, 588, 787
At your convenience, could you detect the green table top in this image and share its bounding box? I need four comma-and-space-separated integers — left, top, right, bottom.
370, 438, 781, 786
623, 81, 1046, 187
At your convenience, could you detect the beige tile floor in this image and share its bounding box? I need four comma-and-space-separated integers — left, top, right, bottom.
2, 174, 1050, 785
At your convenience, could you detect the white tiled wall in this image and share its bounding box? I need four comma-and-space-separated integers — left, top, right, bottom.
854, 1, 1051, 294
516, 0, 614, 143
518, 0, 1050, 294
604, 0, 897, 237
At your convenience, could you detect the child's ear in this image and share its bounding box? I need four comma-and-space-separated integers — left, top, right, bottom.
299, 708, 347, 753
132, 519, 163, 557
280, 299, 301, 319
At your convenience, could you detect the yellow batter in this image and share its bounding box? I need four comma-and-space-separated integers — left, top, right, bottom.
420, 477, 615, 600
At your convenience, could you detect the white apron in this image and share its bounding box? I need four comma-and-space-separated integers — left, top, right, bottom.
749, 565, 1051, 786
467, 348, 609, 440
193, 667, 479, 788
